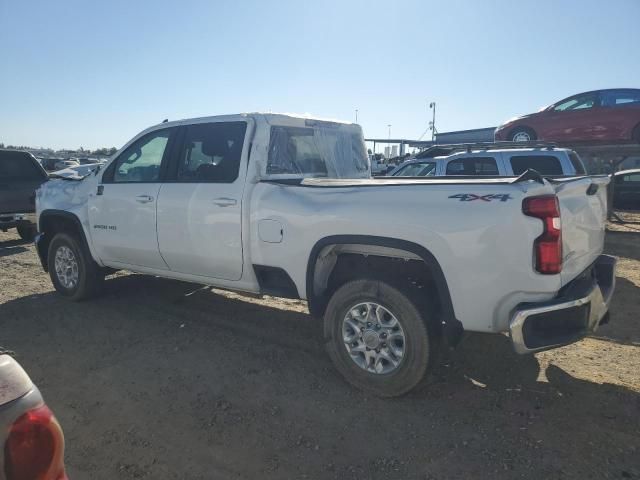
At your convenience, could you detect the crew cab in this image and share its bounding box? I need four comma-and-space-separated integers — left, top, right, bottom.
0, 149, 49, 240
35, 113, 616, 396
389, 144, 586, 177
0, 353, 68, 480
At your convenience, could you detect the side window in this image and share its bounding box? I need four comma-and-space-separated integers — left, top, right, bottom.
110, 129, 171, 183
176, 122, 247, 183
394, 162, 435, 176
553, 93, 598, 111
446, 157, 498, 176
510, 155, 563, 176
601, 89, 640, 107
568, 152, 586, 174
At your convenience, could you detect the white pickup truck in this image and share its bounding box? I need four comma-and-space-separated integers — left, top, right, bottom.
35, 113, 616, 396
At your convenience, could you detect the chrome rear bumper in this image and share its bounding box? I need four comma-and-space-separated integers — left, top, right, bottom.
510, 254, 616, 354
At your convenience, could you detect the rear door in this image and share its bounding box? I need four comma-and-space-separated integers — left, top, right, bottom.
0, 151, 48, 214
156, 119, 251, 281
597, 89, 640, 141
554, 176, 610, 286
88, 127, 176, 269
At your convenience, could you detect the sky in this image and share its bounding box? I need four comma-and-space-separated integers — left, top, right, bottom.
0, 0, 638, 150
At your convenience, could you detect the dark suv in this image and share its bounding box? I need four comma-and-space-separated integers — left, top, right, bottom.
0, 150, 49, 240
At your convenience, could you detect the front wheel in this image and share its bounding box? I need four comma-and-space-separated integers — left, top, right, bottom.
47, 232, 104, 301
509, 127, 537, 142
324, 279, 438, 397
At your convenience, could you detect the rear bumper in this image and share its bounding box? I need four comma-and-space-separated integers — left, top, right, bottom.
0, 212, 36, 230
510, 254, 617, 354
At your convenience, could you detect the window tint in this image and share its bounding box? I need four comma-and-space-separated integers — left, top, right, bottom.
600, 89, 640, 107
176, 122, 247, 183
553, 93, 598, 111
510, 155, 563, 175
0, 152, 43, 180
623, 173, 640, 182
393, 162, 436, 176
446, 157, 498, 176
112, 129, 171, 183
568, 152, 586, 174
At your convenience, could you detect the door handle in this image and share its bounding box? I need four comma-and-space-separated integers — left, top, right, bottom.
135, 195, 154, 203
212, 197, 237, 207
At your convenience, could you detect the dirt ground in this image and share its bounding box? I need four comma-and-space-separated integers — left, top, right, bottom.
0, 221, 638, 480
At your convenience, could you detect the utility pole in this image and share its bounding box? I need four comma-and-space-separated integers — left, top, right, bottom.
429, 102, 437, 141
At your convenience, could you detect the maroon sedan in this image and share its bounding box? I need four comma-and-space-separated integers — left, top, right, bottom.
495, 89, 640, 144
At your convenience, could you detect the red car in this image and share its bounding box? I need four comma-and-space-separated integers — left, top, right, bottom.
495, 89, 640, 144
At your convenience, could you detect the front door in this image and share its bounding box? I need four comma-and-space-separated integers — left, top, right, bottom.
88, 127, 175, 270
542, 92, 600, 141
156, 120, 249, 281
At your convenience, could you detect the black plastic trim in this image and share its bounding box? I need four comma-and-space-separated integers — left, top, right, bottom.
37, 210, 92, 272
253, 265, 299, 299
305, 235, 463, 345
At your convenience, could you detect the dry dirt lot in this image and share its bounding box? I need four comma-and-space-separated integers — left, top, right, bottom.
0, 225, 638, 480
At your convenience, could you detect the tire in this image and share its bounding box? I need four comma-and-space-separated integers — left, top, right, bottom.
47, 232, 104, 301
509, 126, 537, 142
324, 279, 438, 397
16, 224, 37, 242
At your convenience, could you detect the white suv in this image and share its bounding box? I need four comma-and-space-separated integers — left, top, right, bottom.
389, 144, 587, 177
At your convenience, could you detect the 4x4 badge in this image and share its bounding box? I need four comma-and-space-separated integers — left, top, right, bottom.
448, 193, 513, 202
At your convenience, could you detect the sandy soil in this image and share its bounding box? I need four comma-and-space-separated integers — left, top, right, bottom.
0, 225, 638, 480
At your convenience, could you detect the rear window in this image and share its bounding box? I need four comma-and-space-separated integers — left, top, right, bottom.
568, 152, 586, 174
446, 157, 498, 176
0, 151, 44, 180
267, 125, 368, 178
510, 155, 563, 176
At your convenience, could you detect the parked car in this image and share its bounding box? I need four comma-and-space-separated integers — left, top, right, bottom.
35, 113, 615, 397
613, 168, 640, 209
0, 352, 68, 480
0, 149, 49, 240
495, 89, 640, 144
389, 145, 586, 177
54, 159, 80, 171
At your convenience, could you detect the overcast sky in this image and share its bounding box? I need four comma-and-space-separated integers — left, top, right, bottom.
1, 0, 638, 150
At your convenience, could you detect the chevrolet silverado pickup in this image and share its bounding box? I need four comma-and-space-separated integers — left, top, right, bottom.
0, 352, 68, 479
35, 113, 616, 396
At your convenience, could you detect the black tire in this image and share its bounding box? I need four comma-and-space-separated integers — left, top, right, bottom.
47, 232, 104, 301
324, 279, 438, 397
508, 126, 537, 142
16, 224, 37, 242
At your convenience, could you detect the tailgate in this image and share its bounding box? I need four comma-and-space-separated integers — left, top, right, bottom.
554, 176, 609, 286
0, 179, 42, 214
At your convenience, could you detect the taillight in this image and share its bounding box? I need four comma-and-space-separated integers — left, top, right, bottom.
523, 195, 562, 274
4, 405, 67, 480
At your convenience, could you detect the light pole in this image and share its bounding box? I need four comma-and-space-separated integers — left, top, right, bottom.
429, 102, 437, 141
355, 109, 358, 123
387, 124, 392, 139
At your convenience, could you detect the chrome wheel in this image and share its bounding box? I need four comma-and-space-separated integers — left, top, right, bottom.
54, 245, 79, 289
342, 302, 406, 374
512, 131, 531, 142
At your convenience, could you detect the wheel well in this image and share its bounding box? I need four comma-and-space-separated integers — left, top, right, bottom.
508, 125, 536, 138
38, 211, 88, 272
306, 237, 462, 345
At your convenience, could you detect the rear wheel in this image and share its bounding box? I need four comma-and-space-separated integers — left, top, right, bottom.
324, 279, 438, 397
16, 224, 37, 242
47, 232, 104, 301
509, 126, 537, 142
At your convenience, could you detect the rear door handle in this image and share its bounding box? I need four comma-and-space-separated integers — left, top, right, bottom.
135, 195, 154, 203
212, 197, 237, 207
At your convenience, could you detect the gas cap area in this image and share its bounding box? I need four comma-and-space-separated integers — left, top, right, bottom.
258, 219, 284, 243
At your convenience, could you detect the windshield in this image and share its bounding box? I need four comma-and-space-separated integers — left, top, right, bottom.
267, 125, 369, 178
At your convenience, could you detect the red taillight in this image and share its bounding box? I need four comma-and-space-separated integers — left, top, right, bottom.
4, 405, 67, 480
523, 195, 562, 274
